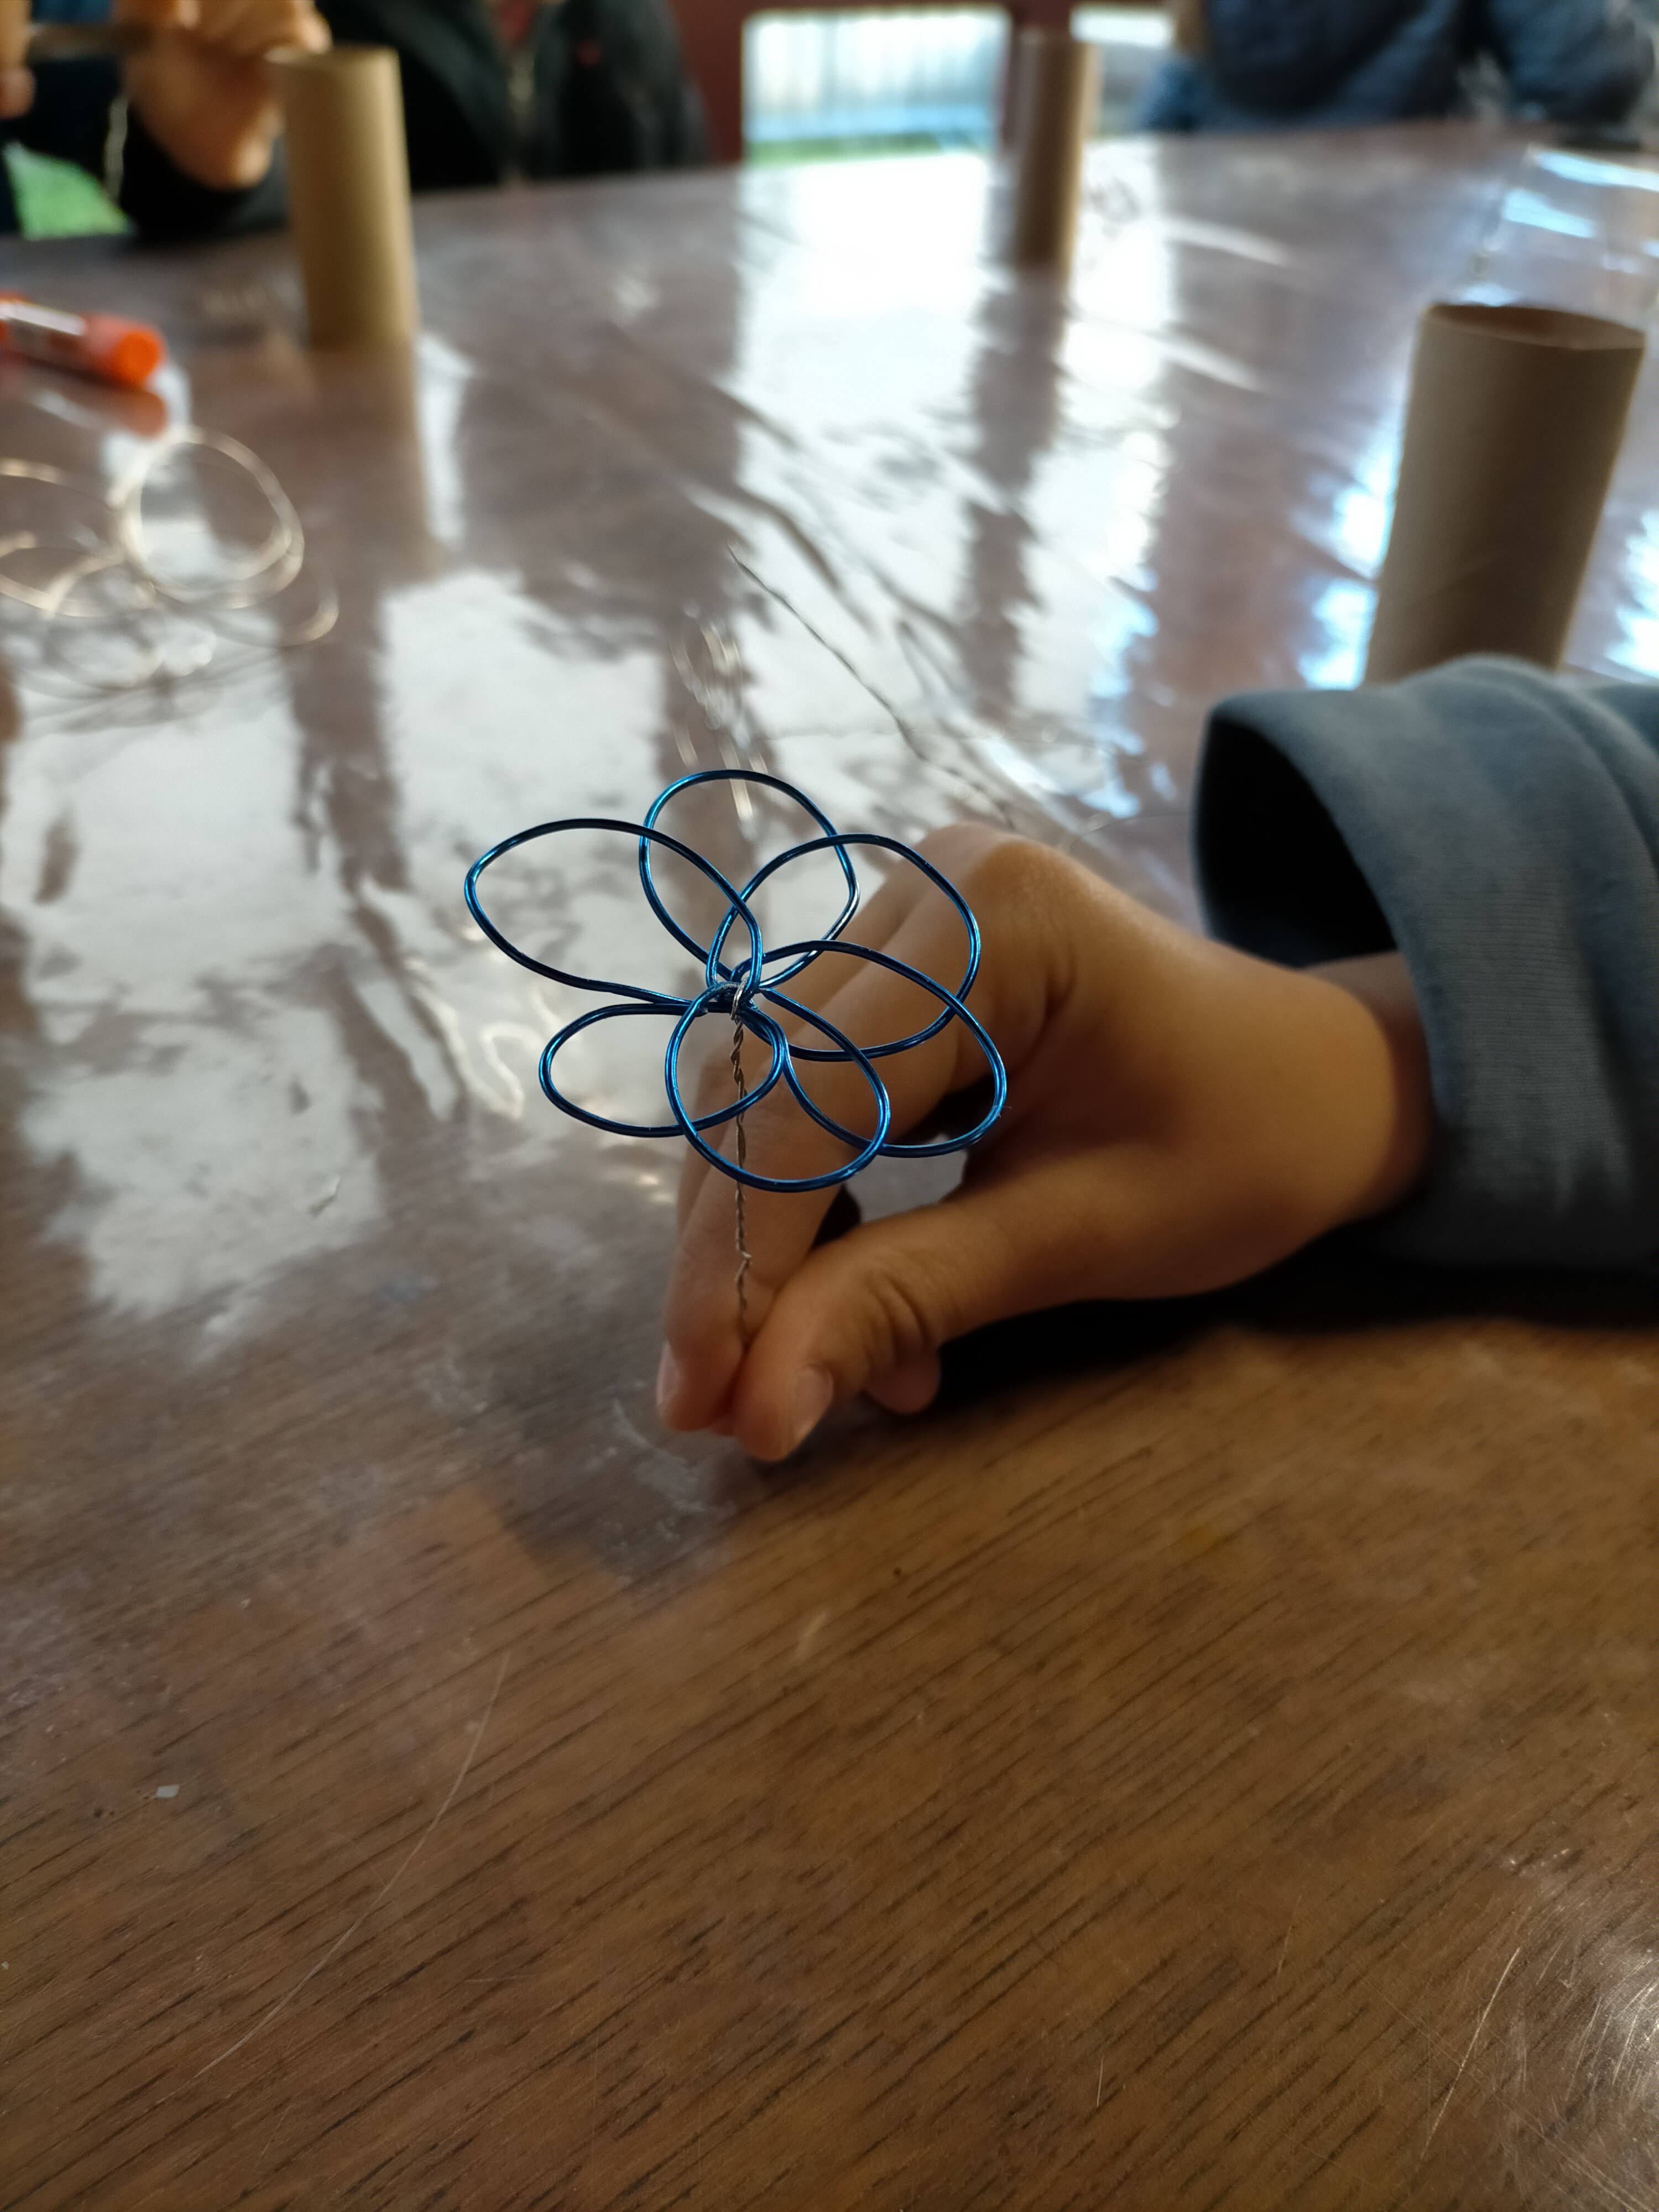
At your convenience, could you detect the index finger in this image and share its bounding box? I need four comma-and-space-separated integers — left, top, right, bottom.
1, 0, 32, 113
659, 879, 998, 1431
671, 837, 941, 1237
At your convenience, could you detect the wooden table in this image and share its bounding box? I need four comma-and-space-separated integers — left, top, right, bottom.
2, 127, 1657, 2209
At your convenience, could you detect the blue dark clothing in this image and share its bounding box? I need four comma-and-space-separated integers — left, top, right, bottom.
2, 0, 704, 237
1195, 657, 1658, 1270
1139, 0, 1655, 132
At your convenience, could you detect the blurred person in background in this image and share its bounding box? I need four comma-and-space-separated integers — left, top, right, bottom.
1138, 0, 1655, 132
0, 0, 703, 238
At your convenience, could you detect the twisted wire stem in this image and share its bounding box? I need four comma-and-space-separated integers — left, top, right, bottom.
731, 1015, 752, 1341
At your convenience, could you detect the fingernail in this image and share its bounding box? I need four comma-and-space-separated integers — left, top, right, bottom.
655, 1342, 679, 1416
786, 1367, 833, 1453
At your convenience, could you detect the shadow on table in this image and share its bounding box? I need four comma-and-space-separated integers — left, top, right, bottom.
935, 1243, 1659, 1411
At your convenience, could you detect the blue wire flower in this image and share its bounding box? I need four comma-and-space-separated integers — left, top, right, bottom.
463, 769, 1008, 1193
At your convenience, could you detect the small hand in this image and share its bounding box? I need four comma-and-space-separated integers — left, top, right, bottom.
657, 827, 1431, 1461
1, 0, 31, 119
118, 0, 330, 192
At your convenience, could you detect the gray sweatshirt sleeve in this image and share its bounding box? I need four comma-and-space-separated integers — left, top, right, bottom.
1192, 656, 1658, 1270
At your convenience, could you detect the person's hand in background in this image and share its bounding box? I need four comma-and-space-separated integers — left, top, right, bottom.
658, 827, 1432, 1462
118, 0, 330, 191
1, 0, 32, 118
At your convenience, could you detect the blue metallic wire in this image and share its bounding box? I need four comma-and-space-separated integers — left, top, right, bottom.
539, 995, 787, 1139
666, 994, 893, 1192
755, 942, 1007, 1156
639, 768, 858, 992
465, 815, 763, 1007
465, 770, 1008, 1194
732, 831, 982, 1058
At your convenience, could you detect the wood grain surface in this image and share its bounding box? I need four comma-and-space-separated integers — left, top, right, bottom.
2, 129, 1657, 2208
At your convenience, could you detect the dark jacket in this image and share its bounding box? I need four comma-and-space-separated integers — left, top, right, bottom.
1, 0, 705, 237
1138, 0, 1655, 132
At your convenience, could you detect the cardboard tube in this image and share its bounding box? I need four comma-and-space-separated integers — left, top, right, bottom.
1168, 0, 1210, 59
273, 46, 418, 351
1364, 302, 1644, 682
1008, 32, 1099, 275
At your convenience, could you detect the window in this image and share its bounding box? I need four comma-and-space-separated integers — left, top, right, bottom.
744, 8, 1010, 161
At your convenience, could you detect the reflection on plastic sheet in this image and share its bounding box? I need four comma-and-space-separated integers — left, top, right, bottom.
1614, 507, 1659, 678
1533, 149, 1659, 198
414, 334, 474, 549
3, 686, 386, 1329
1089, 591, 1158, 706
1298, 579, 1374, 690
1497, 190, 1597, 242
1328, 425, 1399, 581
1458, 147, 1659, 325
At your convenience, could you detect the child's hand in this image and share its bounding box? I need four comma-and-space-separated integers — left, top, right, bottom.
120, 0, 330, 192
1, 0, 32, 119
657, 827, 1431, 1461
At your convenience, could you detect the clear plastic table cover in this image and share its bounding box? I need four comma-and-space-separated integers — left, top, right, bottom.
1, 124, 1656, 2211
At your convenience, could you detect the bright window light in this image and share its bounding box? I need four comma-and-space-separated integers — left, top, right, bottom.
743, 6, 1172, 163
745, 8, 1009, 157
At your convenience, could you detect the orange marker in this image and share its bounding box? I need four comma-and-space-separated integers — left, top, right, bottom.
0, 295, 166, 388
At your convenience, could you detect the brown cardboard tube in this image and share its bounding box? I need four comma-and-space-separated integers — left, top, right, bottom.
1008, 32, 1099, 275
1168, 0, 1210, 59
1364, 302, 1644, 682
272, 46, 418, 351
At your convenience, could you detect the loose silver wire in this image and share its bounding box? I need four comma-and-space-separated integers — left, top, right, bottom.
0, 424, 337, 686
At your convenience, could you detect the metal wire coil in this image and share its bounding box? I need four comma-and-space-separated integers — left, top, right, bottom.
463, 768, 1008, 1193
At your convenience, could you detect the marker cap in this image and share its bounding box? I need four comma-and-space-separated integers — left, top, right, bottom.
80, 313, 166, 387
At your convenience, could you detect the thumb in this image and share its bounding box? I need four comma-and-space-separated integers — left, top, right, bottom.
723, 1161, 1106, 1460
0, 0, 31, 113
